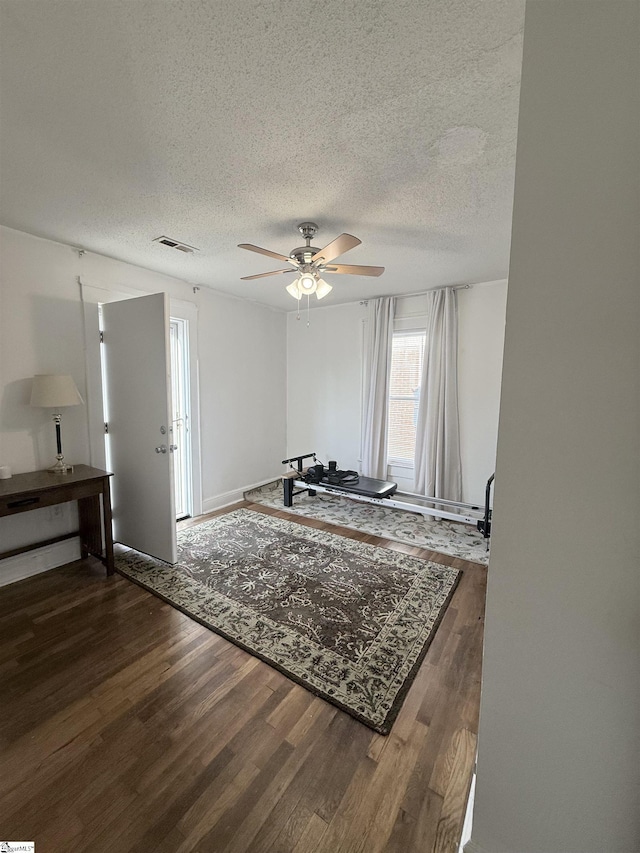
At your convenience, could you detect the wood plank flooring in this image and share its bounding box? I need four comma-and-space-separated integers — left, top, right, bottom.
0, 501, 486, 852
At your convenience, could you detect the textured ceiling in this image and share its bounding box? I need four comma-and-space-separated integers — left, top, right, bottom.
0, 0, 525, 310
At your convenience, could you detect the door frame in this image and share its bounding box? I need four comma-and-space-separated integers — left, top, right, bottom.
79, 278, 203, 518
169, 315, 193, 519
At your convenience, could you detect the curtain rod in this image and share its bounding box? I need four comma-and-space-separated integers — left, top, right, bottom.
359, 283, 470, 306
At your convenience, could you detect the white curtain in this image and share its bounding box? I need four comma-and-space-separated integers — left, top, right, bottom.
414, 288, 462, 500
361, 297, 395, 479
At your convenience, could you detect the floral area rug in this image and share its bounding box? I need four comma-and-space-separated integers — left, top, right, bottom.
116, 508, 460, 734
246, 480, 489, 566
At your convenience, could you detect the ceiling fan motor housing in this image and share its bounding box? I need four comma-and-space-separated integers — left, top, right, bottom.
290, 247, 321, 265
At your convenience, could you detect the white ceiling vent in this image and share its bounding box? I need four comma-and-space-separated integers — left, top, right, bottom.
153, 236, 199, 253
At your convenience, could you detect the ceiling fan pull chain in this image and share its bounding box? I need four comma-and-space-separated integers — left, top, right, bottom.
307, 293, 310, 327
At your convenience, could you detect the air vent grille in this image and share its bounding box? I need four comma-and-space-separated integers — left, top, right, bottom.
153, 236, 199, 253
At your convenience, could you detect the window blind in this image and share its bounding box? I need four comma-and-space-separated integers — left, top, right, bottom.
387, 331, 426, 464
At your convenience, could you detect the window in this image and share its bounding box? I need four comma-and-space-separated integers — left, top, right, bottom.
387, 331, 426, 465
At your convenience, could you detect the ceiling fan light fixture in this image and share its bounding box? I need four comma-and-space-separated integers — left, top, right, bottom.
286, 279, 302, 300
298, 272, 317, 294
315, 278, 332, 300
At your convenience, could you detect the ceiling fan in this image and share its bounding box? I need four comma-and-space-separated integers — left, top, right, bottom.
238, 222, 384, 301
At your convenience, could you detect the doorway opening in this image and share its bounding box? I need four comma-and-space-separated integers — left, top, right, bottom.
169, 317, 192, 520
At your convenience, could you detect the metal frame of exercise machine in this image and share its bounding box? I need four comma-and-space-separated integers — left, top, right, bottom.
281, 453, 494, 540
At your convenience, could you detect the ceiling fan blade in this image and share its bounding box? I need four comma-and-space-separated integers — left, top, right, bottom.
240, 268, 295, 281
311, 233, 361, 264
321, 263, 385, 277
238, 243, 297, 265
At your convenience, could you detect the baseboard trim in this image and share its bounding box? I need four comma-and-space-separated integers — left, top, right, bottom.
0, 538, 81, 587
460, 768, 476, 852
201, 476, 277, 515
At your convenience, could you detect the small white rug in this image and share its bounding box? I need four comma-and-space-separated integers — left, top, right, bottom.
245, 480, 489, 566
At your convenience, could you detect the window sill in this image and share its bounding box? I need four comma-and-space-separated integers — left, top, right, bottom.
388, 459, 415, 470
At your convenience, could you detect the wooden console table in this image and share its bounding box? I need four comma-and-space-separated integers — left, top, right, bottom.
0, 465, 114, 575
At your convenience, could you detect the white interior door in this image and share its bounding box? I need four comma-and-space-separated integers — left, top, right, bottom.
101, 292, 177, 563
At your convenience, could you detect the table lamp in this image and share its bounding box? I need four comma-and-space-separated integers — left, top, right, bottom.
30, 374, 84, 473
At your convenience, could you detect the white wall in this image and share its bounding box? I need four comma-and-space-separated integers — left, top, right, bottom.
197, 290, 287, 508
286, 301, 365, 471
0, 228, 91, 576
469, 3, 640, 853
286, 283, 507, 503
0, 226, 286, 579
457, 283, 507, 502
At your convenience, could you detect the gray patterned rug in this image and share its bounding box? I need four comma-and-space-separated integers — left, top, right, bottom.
246, 480, 490, 565
116, 508, 460, 734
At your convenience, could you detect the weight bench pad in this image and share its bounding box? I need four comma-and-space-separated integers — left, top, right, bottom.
321, 476, 397, 498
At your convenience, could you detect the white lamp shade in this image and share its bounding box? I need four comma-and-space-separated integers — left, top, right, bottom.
315, 278, 333, 300
30, 374, 84, 408
286, 279, 302, 300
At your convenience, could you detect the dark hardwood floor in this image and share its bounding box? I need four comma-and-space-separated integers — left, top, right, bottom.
0, 501, 486, 852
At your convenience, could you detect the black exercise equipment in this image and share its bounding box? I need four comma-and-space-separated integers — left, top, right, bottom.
280, 453, 494, 541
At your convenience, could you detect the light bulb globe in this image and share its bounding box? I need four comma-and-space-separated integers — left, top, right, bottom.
299, 273, 317, 294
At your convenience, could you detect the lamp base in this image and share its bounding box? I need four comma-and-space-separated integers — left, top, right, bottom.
48, 455, 74, 474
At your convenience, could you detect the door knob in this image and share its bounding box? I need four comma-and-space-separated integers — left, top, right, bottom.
169, 444, 178, 452
155, 445, 167, 454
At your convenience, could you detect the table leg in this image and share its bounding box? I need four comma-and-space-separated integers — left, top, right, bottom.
102, 477, 114, 575
78, 495, 101, 559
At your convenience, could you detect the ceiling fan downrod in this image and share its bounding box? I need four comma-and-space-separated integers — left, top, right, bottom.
290, 222, 321, 265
